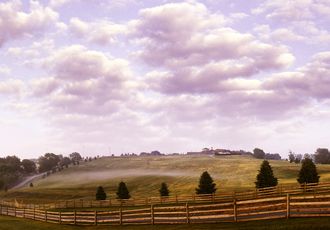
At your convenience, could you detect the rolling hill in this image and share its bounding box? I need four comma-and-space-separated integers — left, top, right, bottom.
2, 155, 330, 203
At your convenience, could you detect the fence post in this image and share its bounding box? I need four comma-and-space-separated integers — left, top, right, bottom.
94, 210, 97, 225
33, 208, 35, 220
59, 211, 61, 224
74, 210, 76, 225
14, 207, 16, 217
151, 204, 154, 225
23, 208, 25, 218
286, 193, 290, 219
304, 183, 307, 193
186, 203, 190, 224
119, 208, 122, 225
109, 198, 112, 207
45, 210, 48, 222
233, 199, 237, 222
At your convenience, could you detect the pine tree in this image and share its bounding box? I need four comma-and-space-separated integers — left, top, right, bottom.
116, 181, 131, 199
95, 186, 107, 200
159, 182, 170, 197
297, 158, 320, 184
196, 171, 217, 194
255, 160, 278, 188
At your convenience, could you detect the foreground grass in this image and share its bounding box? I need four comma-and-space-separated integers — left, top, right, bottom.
1, 215, 330, 230
2, 155, 330, 203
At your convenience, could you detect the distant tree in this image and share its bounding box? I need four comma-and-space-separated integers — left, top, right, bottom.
21, 159, 36, 174
4, 156, 21, 172
265, 153, 281, 160
159, 182, 170, 197
96, 186, 107, 200
297, 158, 319, 184
196, 171, 217, 194
29, 183, 33, 187
116, 181, 131, 199
69, 152, 82, 162
38, 153, 61, 173
288, 151, 295, 163
294, 154, 302, 164
255, 160, 278, 188
314, 148, 330, 164
60, 157, 71, 167
151, 150, 162, 156
253, 148, 265, 159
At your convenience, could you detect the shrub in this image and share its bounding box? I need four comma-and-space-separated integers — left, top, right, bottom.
95, 186, 107, 200
159, 182, 170, 197
196, 171, 217, 194
255, 160, 278, 188
116, 181, 130, 199
297, 158, 319, 184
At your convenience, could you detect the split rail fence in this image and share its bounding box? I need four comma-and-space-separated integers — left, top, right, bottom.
1, 193, 330, 225
3, 182, 330, 210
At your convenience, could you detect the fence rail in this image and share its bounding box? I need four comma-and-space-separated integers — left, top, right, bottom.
2, 182, 330, 210
1, 193, 330, 225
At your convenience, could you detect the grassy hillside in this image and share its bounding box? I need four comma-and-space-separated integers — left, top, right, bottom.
1, 215, 330, 230
2, 155, 330, 203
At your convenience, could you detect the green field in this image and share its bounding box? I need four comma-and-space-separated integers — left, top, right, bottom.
1, 215, 330, 230
2, 155, 330, 203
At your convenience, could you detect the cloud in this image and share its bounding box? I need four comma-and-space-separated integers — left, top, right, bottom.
49, 0, 77, 8
0, 66, 11, 75
132, 2, 294, 95
0, 79, 25, 97
264, 51, 330, 100
0, 0, 58, 47
252, 0, 330, 44
31, 45, 136, 115
69, 17, 127, 45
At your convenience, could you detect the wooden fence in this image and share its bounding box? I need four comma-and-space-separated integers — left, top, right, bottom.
1, 193, 330, 225
3, 182, 330, 210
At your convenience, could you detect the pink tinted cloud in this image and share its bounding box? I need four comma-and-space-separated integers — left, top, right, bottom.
0, 0, 58, 47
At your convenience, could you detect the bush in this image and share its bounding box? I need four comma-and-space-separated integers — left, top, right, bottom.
95, 186, 107, 200
255, 160, 278, 188
253, 148, 265, 159
297, 158, 319, 184
159, 182, 170, 197
116, 181, 130, 199
196, 171, 217, 194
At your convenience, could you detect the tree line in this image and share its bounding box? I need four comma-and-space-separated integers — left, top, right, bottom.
0, 152, 99, 191
95, 157, 319, 200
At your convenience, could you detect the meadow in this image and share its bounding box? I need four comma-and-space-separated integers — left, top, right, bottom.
2, 155, 330, 203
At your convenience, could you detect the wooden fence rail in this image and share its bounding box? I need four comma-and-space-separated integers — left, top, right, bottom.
3, 182, 330, 210
1, 193, 330, 226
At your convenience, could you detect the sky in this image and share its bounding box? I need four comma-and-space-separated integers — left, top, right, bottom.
0, 0, 330, 158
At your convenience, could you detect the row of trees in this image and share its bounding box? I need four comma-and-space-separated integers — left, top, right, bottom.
255, 158, 319, 188
0, 152, 95, 191
0, 156, 36, 190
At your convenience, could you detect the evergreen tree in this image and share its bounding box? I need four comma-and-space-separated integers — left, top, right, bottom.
255, 160, 278, 188
297, 158, 320, 184
116, 181, 131, 199
95, 186, 107, 200
196, 171, 217, 194
159, 182, 170, 197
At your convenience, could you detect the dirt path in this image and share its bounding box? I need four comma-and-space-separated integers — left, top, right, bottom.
12, 173, 45, 189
